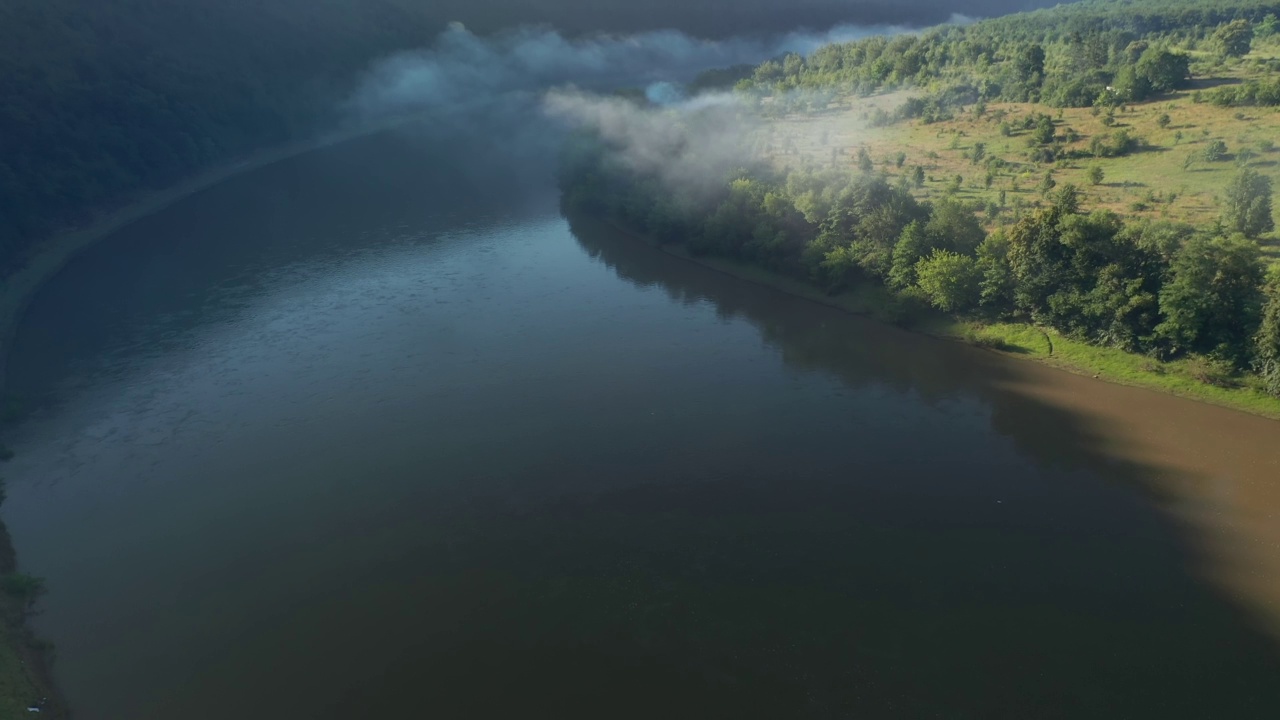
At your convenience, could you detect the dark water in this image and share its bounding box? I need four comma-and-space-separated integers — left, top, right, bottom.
4, 131, 1280, 719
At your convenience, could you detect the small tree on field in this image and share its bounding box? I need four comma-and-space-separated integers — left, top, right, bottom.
1157, 113, 1171, 129
1086, 165, 1105, 185
1222, 168, 1275, 238
1202, 139, 1229, 162
1038, 171, 1057, 195
857, 147, 874, 173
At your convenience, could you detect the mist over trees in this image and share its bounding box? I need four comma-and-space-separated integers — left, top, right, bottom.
559, 0, 1280, 394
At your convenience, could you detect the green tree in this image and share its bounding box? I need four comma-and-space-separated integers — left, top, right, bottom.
1157, 113, 1171, 129
1038, 171, 1057, 195
926, 196, 986, 254
971, 142, 986, 165
857, 147, 874, 173
1086, 165, 1105, 185
1135, 49, 1191, 93
1255, 271, 1280, 395
912, 165, 926, 188
1157, 233, 1265, 365
1221, 168, 1275, 238
1031, 115, 1055, 145
976, 230, 1015, 310
1213, 19, 1255, 58
1202, 139, 1229, 162
1015, 43, 1047, 84
888, 220, 932, 289
1259, 14, 1279, 38
915, 249, 981, 312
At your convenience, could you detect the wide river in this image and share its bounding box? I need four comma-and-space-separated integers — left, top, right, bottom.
3, 130, 1280, 719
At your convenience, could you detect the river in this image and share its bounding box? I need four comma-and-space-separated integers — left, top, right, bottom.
3, 130, 1280, 719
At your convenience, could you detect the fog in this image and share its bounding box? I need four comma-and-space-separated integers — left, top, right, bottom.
345, 20, 894, 199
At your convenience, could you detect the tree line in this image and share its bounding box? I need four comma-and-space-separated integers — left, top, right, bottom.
560, 133, 1280, 395
740, 0, 1280, 117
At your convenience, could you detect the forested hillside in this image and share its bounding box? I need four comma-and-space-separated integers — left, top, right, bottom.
561, 0, 1280, 409
0, 0, 456, 270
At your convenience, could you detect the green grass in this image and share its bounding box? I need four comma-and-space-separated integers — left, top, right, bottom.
960, 323, 1280, 419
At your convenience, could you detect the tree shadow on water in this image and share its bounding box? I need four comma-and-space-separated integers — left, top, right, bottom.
501, 210, 1280, 720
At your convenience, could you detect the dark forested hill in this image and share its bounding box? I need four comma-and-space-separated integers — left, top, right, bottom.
0, 0, 1061, 273
0, 0, 446, 267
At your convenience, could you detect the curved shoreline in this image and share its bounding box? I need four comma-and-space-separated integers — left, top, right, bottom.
0, 122, 393, 394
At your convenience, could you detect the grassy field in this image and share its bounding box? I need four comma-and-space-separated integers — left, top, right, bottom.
764, 46, 1280, 265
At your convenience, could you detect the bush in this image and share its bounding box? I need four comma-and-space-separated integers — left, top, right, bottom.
2, 573, 47, 608
915, 249, 981, 312
1202, 139, 1229, 162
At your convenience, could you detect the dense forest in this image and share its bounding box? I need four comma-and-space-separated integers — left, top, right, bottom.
561, 0, 1280, 398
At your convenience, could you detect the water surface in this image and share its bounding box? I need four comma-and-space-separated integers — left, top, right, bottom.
4, 131, 1280, 719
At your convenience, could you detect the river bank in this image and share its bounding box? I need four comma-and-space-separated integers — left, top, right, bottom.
590, 215, 1280, 421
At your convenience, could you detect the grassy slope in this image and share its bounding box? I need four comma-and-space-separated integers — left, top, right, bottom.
771, 46, 1280, 263
749, 43, 1280, 418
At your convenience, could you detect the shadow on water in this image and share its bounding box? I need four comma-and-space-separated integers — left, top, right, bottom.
545, 211, 1280, 719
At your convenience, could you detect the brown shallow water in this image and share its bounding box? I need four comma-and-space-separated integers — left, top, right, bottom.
2, 131, 1279, 719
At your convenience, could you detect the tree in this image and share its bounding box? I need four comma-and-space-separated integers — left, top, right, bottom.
915, 249, 981, 312
1086, 165, 1105, 185
1222, 168, 1275, 238
1157, 233, 1265, 365
1016, 43, 1046, 84
1255, 272, 1280, 395
888, 221, 932, 289
1260, 14, 1279, 39
857, 147, 874, 173
1031, 115, 1055, 145
912, 165, 926, 188
1038, 171, 1057, 195
1135, 49, 1191, 93
971, 142, 986, 165
926, 196, 986, 254
1213, 19, 1255, 58
1202, 139, 1229, 162
1157, 113, 1171, 129
976, 230, 1015, 310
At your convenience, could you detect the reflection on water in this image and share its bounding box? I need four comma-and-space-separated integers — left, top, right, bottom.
573, 213, 1280, 642
1, 135, 1278, 719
